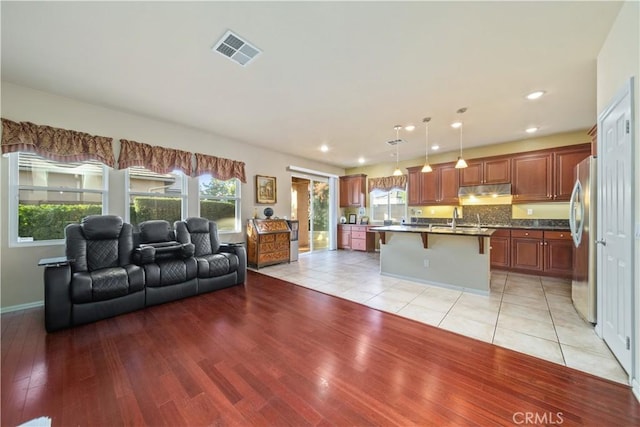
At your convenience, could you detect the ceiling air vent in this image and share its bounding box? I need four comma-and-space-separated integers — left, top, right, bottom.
386, 139, 407, 146
213, 30, 261, 67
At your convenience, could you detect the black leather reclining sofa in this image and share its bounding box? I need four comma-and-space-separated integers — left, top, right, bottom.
43, 215, 246, 332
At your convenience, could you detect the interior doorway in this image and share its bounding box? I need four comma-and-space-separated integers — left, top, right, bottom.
291, 176, 329, 254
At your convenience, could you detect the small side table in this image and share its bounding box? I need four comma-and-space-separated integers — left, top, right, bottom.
38, 256, 73, 267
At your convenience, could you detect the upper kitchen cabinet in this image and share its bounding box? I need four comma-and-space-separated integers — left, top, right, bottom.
459, 157, 511, 186
339, 174, 367, 207
407, 163, 458, 206
511, 152, 553, 202
511, 143, 590, 203
553, 143, 591, 201
438, 163, 459, 204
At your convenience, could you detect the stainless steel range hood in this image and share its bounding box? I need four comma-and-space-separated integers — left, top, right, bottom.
458, 183, 512, 197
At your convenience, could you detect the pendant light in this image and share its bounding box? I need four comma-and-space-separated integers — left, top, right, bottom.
454, 107, 468, 169
421, 117, 433, 173
392, 125, 403, 176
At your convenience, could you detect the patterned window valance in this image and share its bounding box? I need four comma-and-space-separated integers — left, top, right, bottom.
368, 175, 407, 192
194, 152, 246, 183
1, 118, 115, 167
118, 139, 192, 176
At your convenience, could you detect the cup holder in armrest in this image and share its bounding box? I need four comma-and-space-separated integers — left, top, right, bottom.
134, 241, 195, 264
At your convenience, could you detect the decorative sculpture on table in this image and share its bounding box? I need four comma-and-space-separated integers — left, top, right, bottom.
263, 207, 274, 219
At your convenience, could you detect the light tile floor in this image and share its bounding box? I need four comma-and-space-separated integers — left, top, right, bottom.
255, 250, 629, 384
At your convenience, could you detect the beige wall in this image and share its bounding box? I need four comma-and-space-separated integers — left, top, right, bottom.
596, 0, 640, 398
0, 82, 344, 309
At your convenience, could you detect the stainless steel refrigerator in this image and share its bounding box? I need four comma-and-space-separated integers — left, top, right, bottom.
569, 156, 596, 323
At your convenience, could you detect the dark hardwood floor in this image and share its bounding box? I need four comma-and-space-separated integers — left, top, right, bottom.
2, 270, 639, 426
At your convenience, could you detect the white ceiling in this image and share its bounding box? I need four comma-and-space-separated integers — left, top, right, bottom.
1, 1, 622, 168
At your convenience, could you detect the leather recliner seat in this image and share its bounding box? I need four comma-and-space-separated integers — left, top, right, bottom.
45, 215, 145, 331
175, 217, 246, 293
134, 220, 198, 306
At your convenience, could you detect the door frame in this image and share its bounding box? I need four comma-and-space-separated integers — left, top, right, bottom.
288, 166, 339, 251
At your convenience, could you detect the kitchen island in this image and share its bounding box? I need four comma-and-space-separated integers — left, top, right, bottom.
370, 225, 496, 295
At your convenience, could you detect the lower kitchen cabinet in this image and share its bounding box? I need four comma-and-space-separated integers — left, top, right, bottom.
489, 229, 510, 268
510, 229, 544, 272
491, 228, 574, 279
543, 231, 574, 277
338, 224, 375, 252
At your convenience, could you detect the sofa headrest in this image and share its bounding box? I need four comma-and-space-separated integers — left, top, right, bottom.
81, 215, 123, 240
139, 220, 173, 243
185, 217, 210, 233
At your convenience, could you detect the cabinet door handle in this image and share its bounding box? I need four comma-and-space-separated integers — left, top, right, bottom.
540, 242, 544, 246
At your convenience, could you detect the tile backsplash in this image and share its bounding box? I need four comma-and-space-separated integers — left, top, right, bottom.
411, 204, 569, 228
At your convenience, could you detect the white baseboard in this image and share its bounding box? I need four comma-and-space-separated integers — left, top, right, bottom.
0, 300, 44, 314
633, 378, 640, 403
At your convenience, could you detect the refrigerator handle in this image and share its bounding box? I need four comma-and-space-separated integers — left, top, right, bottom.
569, 179, 583, 248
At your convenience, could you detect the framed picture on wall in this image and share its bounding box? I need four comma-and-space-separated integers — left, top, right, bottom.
348, 214, 357, 224
256, 175, 277, 204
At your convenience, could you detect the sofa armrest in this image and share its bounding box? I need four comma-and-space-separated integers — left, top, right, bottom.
133, 245, 156, 265
219, 243, 247, 284
43, 264, 72, 332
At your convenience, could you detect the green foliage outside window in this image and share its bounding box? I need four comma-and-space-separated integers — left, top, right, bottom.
18, 204, 102, 240
18, 197, 237, 241
130, 197, 182, 226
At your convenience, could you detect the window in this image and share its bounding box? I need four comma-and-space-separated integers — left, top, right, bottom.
126, 166, 187, 228
198, 175, 240, 233
8, 152, 108, 246
370, 189, 406, 222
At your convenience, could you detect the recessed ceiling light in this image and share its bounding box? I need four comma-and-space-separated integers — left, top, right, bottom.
431, 145, 440, 151
525, 127, 539, 134
358, 157, 365, 164
320, 144, 329, 152
451, 121, 462, 129
404, 124, 416, 132
526, 90, 545, 100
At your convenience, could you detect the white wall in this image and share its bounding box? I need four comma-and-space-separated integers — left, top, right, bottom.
596, 0, 640, 399
0, 82, 344, 309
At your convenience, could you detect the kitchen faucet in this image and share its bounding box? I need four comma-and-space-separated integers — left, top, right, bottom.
451, 207, 458, 230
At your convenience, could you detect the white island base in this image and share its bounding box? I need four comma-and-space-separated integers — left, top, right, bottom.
378, 231, 491, 295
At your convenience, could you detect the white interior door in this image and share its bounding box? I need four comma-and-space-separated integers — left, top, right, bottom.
597, 78, 634, 374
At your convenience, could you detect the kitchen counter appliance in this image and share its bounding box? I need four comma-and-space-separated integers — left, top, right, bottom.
569, 156, 596, 323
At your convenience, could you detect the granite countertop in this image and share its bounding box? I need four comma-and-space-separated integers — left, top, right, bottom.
407, 220, 570, 231
370, 225, 496, 237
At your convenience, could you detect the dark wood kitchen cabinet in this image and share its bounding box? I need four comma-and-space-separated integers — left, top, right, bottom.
407, 163, 457, 206
438, 163, 459, 204
460, 157, 511, 186
510, 229, 544, 272
543, 231, 574, 277
339, 174, 367, 207
490, 228, 510, 269
511, 153, 553, 202
553, 144, 591, 201
508, 229, 574, 278
512, 143, 590, 203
